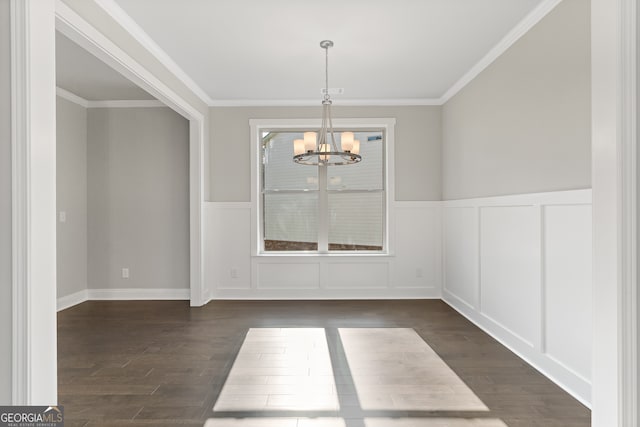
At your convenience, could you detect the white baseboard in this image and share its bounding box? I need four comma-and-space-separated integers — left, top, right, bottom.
88, 288, 190, 300
443, 290, 591, 408
56, 288, 190, 311
211, 288, 442, 300
57, 289, 89, 311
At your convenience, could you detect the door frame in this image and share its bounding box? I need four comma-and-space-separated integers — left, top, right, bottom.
54, 1, 206, 307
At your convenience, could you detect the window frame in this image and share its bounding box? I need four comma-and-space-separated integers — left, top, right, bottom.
250, 118, 396, 256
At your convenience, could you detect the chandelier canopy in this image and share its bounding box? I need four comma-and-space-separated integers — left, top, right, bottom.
293, 40, 362, 166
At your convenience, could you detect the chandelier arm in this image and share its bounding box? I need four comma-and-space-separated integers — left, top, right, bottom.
327, 103, 339, 152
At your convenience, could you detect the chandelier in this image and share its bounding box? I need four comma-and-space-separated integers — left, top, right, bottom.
293, 40, 362, 166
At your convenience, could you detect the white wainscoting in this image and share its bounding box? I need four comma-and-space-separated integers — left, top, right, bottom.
442, 189, 592, 407
204, 201, 442, 299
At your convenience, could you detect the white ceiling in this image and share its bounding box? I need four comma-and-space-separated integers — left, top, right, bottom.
56, 31, 155, 101
107, 0, 546, 104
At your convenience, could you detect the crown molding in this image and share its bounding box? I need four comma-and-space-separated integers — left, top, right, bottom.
93, 0, 561, 108
93, 0, 214, 106
56, 86, 89, 107
56, 87, 166, 108
88, 99, 166, 108
440, 0, 563, 103
209, 98, 443, 107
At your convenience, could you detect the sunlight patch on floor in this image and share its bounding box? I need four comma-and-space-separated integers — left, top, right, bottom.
210, 327, 499, 426
339, 328, 489, 411
204, 418, 507, 427
204, 418, 346, 427
363, 418, 508, 426
213, 328, 339, 411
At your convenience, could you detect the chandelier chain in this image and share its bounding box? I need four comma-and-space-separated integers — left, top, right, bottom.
324, 45, 330, 101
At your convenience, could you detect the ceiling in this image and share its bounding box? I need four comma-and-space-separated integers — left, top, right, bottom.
107, 0, 546, 104
55, 0, 550, 104
56, 31, 155, 101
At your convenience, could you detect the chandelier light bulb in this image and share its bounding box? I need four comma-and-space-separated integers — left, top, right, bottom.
352, 140, 360, 155
341, 132, 354, 152
293, 139, 305, 156
304, 132, 317, 152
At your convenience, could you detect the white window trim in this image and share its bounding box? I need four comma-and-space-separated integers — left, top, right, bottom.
250, 118, 396, 257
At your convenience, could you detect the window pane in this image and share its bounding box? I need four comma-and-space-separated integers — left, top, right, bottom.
328, 192, 383, 251
263, 132, 318, 191
327, 132, 383, 191
264, 192, 318, 251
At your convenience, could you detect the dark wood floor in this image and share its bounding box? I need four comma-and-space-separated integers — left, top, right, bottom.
57, 300, 590, 427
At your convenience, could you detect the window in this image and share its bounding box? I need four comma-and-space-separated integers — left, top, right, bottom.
252, 119, 394, 255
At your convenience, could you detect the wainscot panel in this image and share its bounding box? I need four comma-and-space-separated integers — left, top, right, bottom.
393, 203, 442, 289
442, 189, 592, 407
480, 205, 540, 348
443, 206, 478, 307
257, 262, 321, 289
325, 262, 388, 289
543, 204, 592, 381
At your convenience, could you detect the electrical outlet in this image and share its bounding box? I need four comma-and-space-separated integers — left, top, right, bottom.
59, 211, 66, 223
122, 268, 130, 279
230, 268, 238, 279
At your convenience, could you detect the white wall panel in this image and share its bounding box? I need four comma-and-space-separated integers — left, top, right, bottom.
393, 204, 441, 289
443, 207, 478, 307
544, 204, 592, 380
257, 263, 320, 289
480, 206, 540, 347
326, 263, 388, 289
442, 189, 592, 406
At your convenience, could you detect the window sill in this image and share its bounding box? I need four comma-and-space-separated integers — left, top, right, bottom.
253, 252, 394, 258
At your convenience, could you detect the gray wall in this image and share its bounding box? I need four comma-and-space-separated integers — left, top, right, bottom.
442, 0, 591, 200
87, 107, 190, 290
56, 97, 88, 299
210, 106, 442, 202
0, 0, 12, 404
